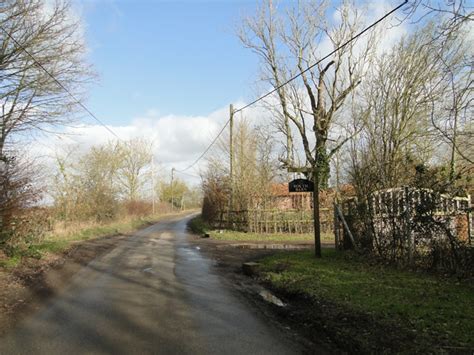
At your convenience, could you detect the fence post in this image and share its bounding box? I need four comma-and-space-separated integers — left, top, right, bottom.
335, 204, 358, 251
265, 210, 269, 233
405, 187, 414, 265
334, 203, 340, 250
467, 210, 472, 245
467, 195, 472, 245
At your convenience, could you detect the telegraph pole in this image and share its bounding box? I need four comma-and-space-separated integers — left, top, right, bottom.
151, 155, 155, 215
171, 167, 175, 211
229, 104, 234, 212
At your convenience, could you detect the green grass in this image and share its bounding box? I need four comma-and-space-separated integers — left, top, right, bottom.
259, 249, 474, 348
209, 230, 333, 243
36, 214, 174, 253
0, 255, 21, 268
188, 215, 210, 235
188, 216, 333, 243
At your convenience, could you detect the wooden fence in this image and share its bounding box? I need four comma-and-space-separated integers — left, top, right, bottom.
369, 187, 470, 218
336, 187, 472, 251
213, 208, 333, 234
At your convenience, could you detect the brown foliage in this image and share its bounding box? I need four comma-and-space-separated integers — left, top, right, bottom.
201, 170, 229, 224
123, 200, 152, 217
0, 156, 48, 255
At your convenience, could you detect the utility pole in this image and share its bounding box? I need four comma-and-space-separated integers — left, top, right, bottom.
171, 167, 175, 211
229, 104, 234, 212
151, 155, 155, 215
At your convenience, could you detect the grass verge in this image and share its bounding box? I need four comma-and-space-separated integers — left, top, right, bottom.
208, 230, 332, 243
187, 215, 210, 235
188, 216, 333, 243
0, 212, 186, 268
258, 249, 474, 352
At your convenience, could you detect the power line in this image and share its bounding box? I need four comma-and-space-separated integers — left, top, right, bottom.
174, 169, 201, 179
178, 120, 230, 172
0, 25, 122, 140
234, 0, 408, 113
178, 0, 408, 172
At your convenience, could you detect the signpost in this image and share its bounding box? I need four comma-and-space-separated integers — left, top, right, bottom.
287, 167, 321, 257
288, 178, 314, 193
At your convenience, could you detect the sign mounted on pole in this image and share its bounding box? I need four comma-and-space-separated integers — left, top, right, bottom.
289, 179, 314, 193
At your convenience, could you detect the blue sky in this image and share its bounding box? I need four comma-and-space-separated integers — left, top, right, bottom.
81, 0, 260, 125
35, 0, 412, 184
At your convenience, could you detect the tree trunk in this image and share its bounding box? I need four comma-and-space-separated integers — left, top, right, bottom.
318, 146, 330, 189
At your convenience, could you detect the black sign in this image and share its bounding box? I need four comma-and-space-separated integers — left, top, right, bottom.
289, 179, 314, 193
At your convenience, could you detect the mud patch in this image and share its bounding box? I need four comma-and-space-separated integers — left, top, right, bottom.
188, 235, 332, 352
261, 284, 420, 354
223, 243, 313, 250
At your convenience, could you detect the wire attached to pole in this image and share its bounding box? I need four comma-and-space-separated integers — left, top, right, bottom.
177, 0, 408, 172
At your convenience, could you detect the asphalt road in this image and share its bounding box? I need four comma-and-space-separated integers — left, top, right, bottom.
0, 214, 303, 355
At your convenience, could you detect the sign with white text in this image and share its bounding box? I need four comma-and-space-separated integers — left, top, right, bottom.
289, 179, 314, 193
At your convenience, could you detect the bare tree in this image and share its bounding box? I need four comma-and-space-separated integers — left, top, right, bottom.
51, 144, 77, 221
0, 153, 42, 247
238, 0, 377, 256
201, 160, 229, 223
403, 0, 473, 40
348, 16, 473, 198
160, 178, 189, 210
0, 0, 92, 247
52, 142, 122, 222
209, 117, 279, 212
0, 0, 93, 158
116, 138, 153, 201
427, 26, 473, 187
350, 25, 441, 193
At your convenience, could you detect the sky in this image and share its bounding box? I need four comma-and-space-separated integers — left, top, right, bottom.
81, 0, 259, 121
31, 0, 412, 186
39, 0, 265, 183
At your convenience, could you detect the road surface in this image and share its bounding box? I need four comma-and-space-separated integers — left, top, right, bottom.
0, 214, 303, 354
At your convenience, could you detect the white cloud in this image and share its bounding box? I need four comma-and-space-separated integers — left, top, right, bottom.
367, 1, 409, 54
26, 1, 412, 187
26, 100, 280, 189
27, 104, 238, 184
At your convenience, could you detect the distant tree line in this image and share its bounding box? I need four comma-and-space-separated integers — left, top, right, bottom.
52, 137, 201, 223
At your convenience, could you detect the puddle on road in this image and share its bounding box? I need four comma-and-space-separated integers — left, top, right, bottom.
259, 290, 286, 307
179, 247, 202, 262
218, 244, 312, 250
